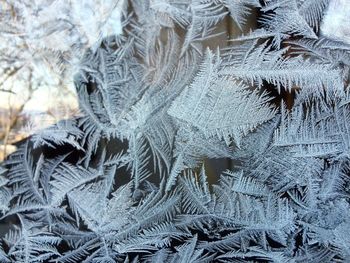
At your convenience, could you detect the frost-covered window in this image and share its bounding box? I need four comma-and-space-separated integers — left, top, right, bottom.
1, 1, 350, 262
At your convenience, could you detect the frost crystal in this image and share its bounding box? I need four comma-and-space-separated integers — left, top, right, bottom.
1, 0, 350, 262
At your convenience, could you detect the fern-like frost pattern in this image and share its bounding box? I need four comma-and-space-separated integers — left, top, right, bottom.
1, 0, 350, 262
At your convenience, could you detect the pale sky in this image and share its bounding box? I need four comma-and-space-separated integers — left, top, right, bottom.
0, 0, 124, 113
0, 81, 77, 112
321, 0, 350, 44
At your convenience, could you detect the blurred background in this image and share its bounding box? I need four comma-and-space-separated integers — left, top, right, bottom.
0, 0, 124, 160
